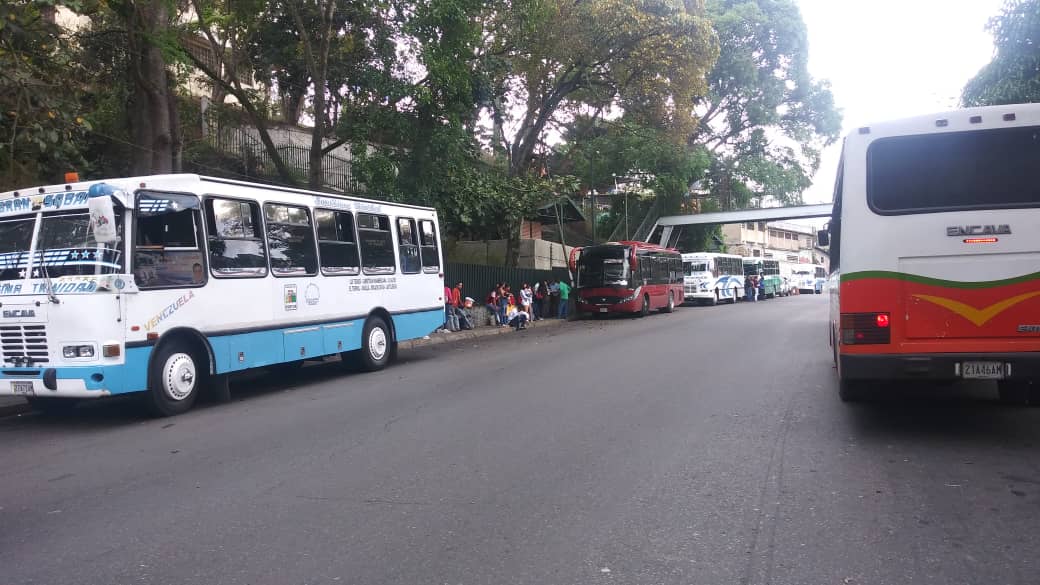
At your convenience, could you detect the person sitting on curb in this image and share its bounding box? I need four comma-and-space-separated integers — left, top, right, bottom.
506, 303, 529, 331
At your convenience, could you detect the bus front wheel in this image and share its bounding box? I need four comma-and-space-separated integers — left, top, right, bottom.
146, 343, 203, 417
730, 287, 739, 304
639, 296, 650, 318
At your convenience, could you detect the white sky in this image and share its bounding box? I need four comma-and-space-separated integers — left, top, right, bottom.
797, 0, 1003, 205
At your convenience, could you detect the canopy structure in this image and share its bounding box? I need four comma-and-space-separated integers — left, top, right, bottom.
648, 203, 833, 246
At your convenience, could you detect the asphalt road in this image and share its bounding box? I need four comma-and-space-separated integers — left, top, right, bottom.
3, 295, 1040, 585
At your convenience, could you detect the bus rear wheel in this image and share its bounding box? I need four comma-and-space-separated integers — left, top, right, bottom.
357, 316, 392, 372
662, 293, 675, 313
997, 380, 1037, 406
146, 343, 203, 417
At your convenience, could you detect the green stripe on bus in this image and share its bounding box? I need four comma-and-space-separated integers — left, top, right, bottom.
840, 270, 1040, 289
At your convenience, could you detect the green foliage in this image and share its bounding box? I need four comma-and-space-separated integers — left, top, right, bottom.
694, 0, 842, 206
0, 0, 91, 189
963, 0, 1040, 106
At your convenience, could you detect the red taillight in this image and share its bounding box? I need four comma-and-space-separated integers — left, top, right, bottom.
963, 237, 998, 244
841, 313, 891, 345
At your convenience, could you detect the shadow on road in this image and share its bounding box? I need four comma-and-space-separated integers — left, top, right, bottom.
841, 380, 1040, 446
2, 350, 439, 428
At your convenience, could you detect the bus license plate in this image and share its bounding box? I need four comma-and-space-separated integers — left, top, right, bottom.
599, 308, 608, 313
12, 381, 34, 396
962, 361, 1004, 380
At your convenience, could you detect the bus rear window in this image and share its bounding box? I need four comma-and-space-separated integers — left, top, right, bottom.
868, 126, 1040, 214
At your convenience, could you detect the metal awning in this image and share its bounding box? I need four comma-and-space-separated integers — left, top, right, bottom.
649, 203, 833, 245
533, 197, 586, 224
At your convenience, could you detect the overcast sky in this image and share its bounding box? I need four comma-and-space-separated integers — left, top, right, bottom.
797, 0, 1004, 205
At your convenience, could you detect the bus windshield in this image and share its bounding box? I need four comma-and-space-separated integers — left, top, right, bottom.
0, 212, 124, 282
578, 246, 629, 287
684, 262, 708, 275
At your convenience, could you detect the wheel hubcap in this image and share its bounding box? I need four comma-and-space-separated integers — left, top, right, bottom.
369, 327, 387, 361
163, 353, 196, 401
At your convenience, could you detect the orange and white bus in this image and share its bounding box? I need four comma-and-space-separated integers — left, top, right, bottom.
823, 104, 1040, 404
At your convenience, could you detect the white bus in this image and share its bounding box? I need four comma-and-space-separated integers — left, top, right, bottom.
0, 174, 445, 416
823, 104, 1040, 403
681, 252, 744, 305
792, 264, 826, 294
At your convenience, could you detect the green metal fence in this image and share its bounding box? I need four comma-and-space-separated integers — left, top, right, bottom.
444, 262, 570, 302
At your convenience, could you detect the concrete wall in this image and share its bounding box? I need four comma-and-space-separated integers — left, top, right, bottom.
449, 239, 573, 270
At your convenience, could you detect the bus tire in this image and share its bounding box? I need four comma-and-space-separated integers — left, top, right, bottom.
997, 380, 1031, 406
25, 397, 79, 415
838, 378, 869, 402
359, 316, 392, 372
730, 287, 739, 303
662, 293, 675, 313
639, 295, 650, 318
146, 343, 203, 417
709, 292, 718, 306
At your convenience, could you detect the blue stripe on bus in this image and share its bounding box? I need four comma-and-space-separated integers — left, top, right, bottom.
0, 308, 444, 395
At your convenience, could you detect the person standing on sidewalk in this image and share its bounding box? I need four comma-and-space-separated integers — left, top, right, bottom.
444, 283, 459, 331
557, 279, 571, 319
520, 283, 533, 320
532, 281, 546, 321
549, 279, 561, 317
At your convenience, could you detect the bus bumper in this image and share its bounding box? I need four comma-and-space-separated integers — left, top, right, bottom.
0, 363, 144, 400
684, 291, 715, 302
840, 352, 1040, 382
577, 298, 640, 314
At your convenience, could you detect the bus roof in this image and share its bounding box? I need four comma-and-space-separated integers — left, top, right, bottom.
0, 173, 438, 212
847, 103, 1040, 143
681, 252, 741, 261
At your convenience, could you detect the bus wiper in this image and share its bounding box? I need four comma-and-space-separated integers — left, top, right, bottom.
35, 249, 60, 304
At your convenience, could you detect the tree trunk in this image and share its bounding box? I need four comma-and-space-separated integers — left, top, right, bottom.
126, 0, 175, 175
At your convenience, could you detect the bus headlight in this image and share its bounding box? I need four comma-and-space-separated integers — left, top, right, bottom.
63, 345, 95, 358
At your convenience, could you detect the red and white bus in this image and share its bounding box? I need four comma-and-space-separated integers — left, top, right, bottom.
573, 241, 683, 316
823, 103, 1040, 404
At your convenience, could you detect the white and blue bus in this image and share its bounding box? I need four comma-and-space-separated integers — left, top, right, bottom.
681, 252, 745, 305
0, 174, 445, 416
792, 264, 826, 294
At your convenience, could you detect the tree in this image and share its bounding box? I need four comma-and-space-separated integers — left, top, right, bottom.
692, 0, 841, 206
486, 0, 718, 177
963, 0, 1040, 106
105, 0, 184, 174
0, 0, 91, 189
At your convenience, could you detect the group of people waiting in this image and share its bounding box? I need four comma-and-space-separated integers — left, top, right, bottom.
743, 274, 766, 301
485, 279, 571, 331
443, 279, 573, 333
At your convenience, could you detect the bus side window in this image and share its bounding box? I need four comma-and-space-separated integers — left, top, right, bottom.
315, 209, 359, 276
396, 217, 420, 274
357, 213, 395, 275
134, 191, 205, 288
264, 203, 318, 277
418, 219, 439, 273
205, 198, 268, 278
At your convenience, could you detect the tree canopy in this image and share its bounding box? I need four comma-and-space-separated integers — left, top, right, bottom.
6, 0, 845, 259
963, 0, 1040, 106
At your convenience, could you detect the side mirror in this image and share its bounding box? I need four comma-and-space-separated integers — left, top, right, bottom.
817, 229, 830, 247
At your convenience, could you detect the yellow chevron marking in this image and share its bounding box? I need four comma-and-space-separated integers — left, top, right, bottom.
913, 291, 1040, 327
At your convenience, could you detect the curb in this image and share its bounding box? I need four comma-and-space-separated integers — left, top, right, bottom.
400, 318, 566, 350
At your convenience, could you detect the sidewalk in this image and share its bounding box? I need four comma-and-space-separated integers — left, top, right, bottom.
0, 318, 569, 418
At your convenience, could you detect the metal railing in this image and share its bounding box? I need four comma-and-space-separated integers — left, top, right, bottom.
444, 262, 570, 302
205, 116, 362, 193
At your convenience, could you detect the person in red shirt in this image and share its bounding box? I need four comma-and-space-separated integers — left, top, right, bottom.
444, 284, 459, 331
